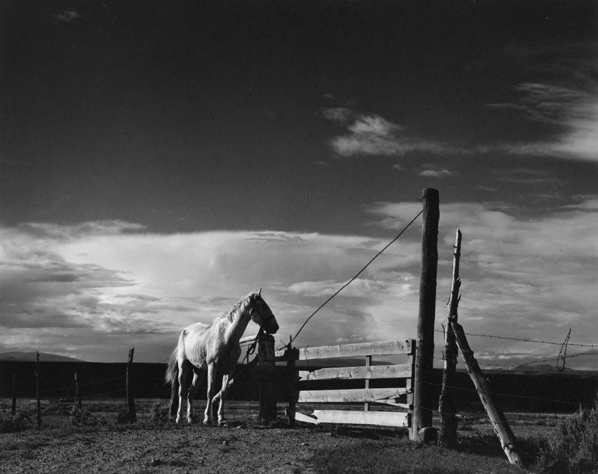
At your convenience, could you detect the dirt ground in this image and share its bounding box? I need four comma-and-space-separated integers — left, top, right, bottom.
0, 400, 560, 474
0, 422, 398, 474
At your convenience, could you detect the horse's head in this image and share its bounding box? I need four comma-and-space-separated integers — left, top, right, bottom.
249, 289, 279, 334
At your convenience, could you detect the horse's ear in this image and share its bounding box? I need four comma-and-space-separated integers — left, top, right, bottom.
258, 288, 262, 296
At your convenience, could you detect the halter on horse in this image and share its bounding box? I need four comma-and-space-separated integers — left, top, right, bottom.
165, 289, 279, 425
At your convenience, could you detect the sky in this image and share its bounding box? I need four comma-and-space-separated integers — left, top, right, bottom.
1, 0, 597, 369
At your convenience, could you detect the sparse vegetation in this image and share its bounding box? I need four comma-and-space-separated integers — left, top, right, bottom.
150, 400, 170, 424
0, 410, 30, 433
69, 405, 106, 427
115, 408, 136, 424
539, 397, 598, 473
310, 433, 526, 474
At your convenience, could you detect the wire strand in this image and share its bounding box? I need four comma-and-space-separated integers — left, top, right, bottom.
289, 210, 423, 346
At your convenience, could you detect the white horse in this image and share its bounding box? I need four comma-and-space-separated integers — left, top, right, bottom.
165, 290, 279, 425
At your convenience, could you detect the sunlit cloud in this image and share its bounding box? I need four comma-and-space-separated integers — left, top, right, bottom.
418, 164, 454, 178
325, 112, 458, 157
0, 224, 421, 360
2, 196, 597, 367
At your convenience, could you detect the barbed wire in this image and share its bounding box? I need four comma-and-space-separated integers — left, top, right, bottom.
434, 328, 598, 348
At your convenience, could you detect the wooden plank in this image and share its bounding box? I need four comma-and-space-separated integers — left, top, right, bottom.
312, 410, 409, 427
297, 340, 413, 360
299, 363, 412, 381
296, 387, 409, 404
293, 412, 319, 425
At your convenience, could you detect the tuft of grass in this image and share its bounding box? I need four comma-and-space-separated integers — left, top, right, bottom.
540, 397, 598, 474
0, 410, 31, 433
150, 400, 171, 424
116, 409, 137, 424
68, 406, 106, 427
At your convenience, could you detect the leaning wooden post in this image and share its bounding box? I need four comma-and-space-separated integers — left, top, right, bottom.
11, 374, 17, 416
451, 321, 524, 467
438, 229, 461, 448
126, 347, 137, 422
257, 333, 277, 424
35, 352, 42, 429
412, 188, 439, 441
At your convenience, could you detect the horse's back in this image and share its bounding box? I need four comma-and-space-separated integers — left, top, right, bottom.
179, 322, 212, 369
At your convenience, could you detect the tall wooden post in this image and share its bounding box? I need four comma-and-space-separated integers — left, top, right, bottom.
286, 338, 298, 428
364, 355, 372, 412
257, 333, 277, 424
126, 347, 137, 422
438, 229, 461, 448
11, 374, 17, 416
75, 370, 82, 410
35, 352, 42, 429
412, 188, 439, 441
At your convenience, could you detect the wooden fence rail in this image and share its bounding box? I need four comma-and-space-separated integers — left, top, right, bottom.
276, 339, 415, 434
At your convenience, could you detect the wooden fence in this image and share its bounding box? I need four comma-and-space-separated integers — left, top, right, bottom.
276, 339, 415, 434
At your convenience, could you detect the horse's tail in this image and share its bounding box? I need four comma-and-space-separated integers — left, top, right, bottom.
165, 348, 179, 386
166, 348, 179, 417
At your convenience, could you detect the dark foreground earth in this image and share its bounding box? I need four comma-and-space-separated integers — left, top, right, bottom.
1, 422, 335, 474
0, 400, 559, 474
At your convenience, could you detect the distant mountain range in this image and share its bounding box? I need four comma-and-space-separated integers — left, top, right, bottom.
0, 352, 83, 362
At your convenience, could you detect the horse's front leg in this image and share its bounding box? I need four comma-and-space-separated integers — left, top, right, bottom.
203, 364, 216, 425
176, 362, 189, 424
186, 370, 203, 423
213, 370, 234, 427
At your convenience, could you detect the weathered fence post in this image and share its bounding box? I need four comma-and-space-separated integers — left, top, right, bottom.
11, 374, 17, 416
257, 333, 277, 424
451, 321, 525, 467
126, 347, 137, 422
75, 370, 82, 410
35, 352, 42, 429
438, 229, 462, 448
286, 338, 298, 428
364, 355, 372, 412
412, 188, 439, 441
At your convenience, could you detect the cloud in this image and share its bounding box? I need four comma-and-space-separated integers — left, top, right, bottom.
324, 112, 458, 158
418, 164, 454, 178
368, 198, 598, 367
489, 167, 565, 186
54, 10, 80, 22
320, 107, 354, 124
3, 196, 597, 367
488, 81, 598, 162
1, 223, 422, 360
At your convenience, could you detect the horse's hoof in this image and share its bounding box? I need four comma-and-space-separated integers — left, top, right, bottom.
218, 420, 228, 427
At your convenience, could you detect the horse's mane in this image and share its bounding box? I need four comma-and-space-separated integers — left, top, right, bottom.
218, 294, 251, 323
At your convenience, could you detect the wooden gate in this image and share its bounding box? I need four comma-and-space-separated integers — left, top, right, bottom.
276, 339, 415, 433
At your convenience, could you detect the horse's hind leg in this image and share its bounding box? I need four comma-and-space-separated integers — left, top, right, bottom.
176, 361, 189, 424
186, 369, 203, 424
